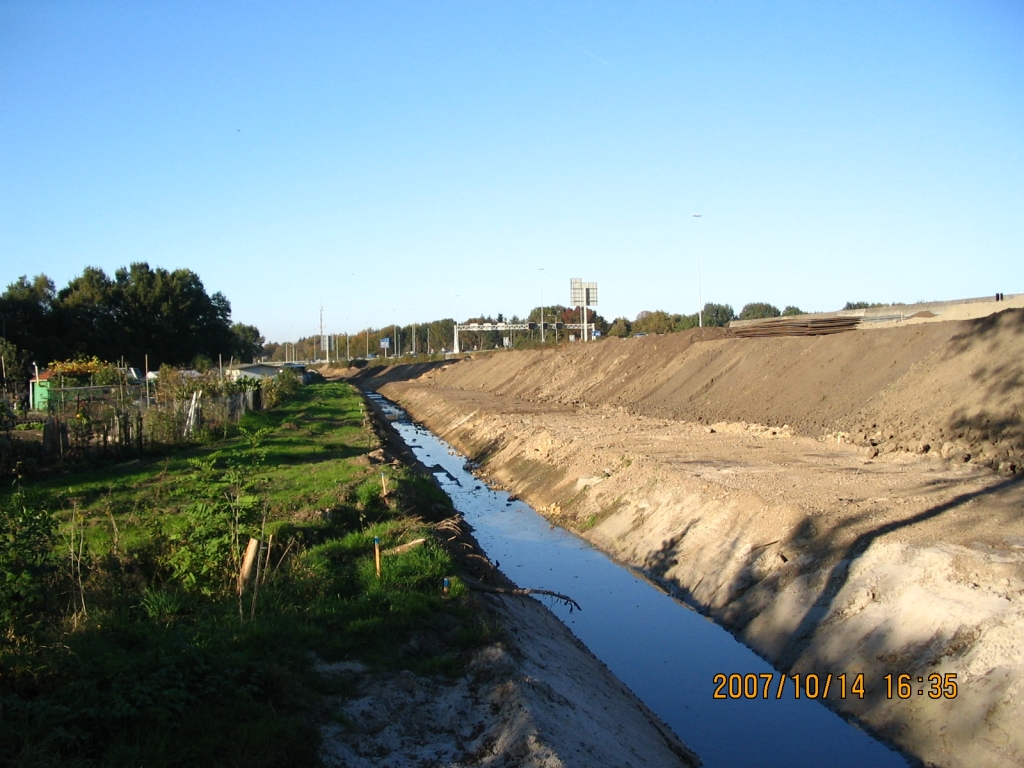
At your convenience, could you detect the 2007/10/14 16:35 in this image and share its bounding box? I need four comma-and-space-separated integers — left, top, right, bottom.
713, 672, 958, 700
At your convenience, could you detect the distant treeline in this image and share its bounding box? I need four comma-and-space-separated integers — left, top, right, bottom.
0, 264, 263, 378
265, 300, 865, 361
264, 305, 615, 361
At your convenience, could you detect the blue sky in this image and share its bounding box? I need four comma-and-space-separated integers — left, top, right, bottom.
2, 1, 1021, 342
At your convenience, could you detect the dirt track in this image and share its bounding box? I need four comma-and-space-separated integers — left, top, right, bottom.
356, 308, 1024, 768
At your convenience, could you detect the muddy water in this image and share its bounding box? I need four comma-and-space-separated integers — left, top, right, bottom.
370, 394, 907, 768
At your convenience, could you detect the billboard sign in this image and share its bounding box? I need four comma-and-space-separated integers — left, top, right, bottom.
570, 278, 598, 306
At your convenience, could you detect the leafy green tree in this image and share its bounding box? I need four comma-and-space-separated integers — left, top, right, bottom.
231, 323, 265, 363
0, 337, 30, 389
608, 317, 632, 337
739, 302, 781, 320
702, 303, 735, 327
782, 305, 803, 316
56, 266, 118, 360
0, 274, 60, 365
4, 264, 250, 370
109, 263, 236, 368
633, 310, 674, 334
842, 301, 884, 310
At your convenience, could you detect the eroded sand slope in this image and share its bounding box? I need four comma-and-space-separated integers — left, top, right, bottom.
371, 309, 1024, 768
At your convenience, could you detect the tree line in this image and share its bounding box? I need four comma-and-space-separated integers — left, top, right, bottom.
260, 298, 862, 363
0, 264, 263, 380
603, 301, 805, 337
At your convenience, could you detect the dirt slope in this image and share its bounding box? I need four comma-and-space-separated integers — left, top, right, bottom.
319, 591, 698, 768
366, 311, 1024, 768
393, 308, 1024, 472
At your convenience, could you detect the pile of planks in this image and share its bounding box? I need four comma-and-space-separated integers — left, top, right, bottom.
728, 316, 862, 338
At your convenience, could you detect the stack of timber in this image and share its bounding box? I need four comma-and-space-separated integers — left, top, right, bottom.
728, 315, 861, 338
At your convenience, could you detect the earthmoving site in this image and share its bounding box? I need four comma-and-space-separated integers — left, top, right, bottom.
345, 301, 1024, 768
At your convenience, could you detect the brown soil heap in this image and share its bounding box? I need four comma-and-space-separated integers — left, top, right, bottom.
365, 307, 1024, 768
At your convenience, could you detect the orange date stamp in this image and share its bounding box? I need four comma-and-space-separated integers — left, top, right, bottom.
712, 672, 958, 700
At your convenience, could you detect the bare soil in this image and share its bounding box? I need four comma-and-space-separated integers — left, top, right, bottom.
357, 308, 1024, 768
318, 592, 697, 768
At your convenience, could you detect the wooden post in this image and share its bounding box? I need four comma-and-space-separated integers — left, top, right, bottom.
380, 472, 388, 497
239, 538, 260, 592
374, 537, 382, 579
261, 534, 274, 584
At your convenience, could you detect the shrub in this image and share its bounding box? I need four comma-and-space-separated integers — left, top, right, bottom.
262, 369, 300, 409
0, 494, 56, 643
702, 303, 736, 327
738, 302, 781, 320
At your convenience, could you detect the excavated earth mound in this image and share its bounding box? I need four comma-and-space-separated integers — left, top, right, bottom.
367, 308, 1024, 768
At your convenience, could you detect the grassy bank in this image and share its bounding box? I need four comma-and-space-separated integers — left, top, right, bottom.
0, 382, 486, 768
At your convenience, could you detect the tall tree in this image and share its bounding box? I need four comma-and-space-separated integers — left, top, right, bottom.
608, 317, 632, 337
56, 267, 118, 360
0, 275, 60, 365
633, 310, 674, 334
109, 263, 236, 367
702, 303, 736, 327
230, 323, 265, 363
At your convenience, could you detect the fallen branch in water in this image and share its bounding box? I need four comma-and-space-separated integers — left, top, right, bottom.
461, 576, 582, 613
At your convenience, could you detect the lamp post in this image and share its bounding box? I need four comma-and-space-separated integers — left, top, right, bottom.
693, 214, 703, 328
539, 268, 546, 343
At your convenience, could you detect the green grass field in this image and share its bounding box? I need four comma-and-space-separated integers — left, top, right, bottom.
0, 382, 486, 768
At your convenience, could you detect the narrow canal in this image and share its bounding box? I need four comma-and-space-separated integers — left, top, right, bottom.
369, 393, 908, 768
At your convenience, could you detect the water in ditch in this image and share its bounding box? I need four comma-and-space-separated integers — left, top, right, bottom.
368, 393, 908, 767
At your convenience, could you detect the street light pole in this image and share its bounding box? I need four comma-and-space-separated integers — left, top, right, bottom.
693, 213, 703, 328
539, 268, 545, 343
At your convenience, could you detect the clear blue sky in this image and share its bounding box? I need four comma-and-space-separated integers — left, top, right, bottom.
2, 1, 1021, 342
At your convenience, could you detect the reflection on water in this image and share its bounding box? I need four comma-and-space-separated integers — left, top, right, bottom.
369, 394, 907, 768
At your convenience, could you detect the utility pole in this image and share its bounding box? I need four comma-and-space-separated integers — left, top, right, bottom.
319, 304, 325, 362
539, 268, 545, 343
693, 214, 703, 328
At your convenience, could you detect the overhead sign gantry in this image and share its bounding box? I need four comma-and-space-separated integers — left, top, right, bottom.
452, 278, 598, 353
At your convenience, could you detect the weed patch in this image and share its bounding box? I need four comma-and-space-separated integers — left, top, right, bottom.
0, 383, 483, 767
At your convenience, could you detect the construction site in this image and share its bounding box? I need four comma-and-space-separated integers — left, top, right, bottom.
332, 295, 1024, 768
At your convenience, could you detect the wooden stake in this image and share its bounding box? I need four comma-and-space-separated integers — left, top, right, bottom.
238, 537, 260, 592
374, 537, 382, 579
261, 534, 274, 584
380, 472, 388, 497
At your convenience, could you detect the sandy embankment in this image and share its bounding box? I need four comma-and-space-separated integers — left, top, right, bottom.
319, 589, 698, 768
371, 308, 1024, 768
